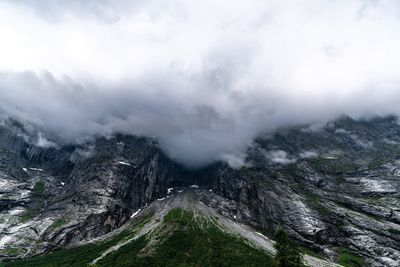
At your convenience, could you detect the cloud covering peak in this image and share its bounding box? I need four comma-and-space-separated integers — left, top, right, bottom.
0, 0, 399, 167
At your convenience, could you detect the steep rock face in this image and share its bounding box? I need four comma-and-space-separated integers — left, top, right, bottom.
0, 123, 183, 258
3, 189, 341, 267
210, 117, 400, 266
0, 116, 399, 266
43, 136, 182, 247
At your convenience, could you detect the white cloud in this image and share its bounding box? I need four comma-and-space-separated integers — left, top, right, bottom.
264, 150, 297, 165
218, 153, 249, 169
36, 132, 57, 148
299, 151, 319, 159
0, 0, 399, 167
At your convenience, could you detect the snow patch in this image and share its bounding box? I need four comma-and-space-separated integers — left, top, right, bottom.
167, 188, 173, 194
130, 208, 141, 219
22, 167, 28, 173
118, 161, 131, 166
256, 232, 269, 239
29, 168, 44, 171
190, 185, 199, 188
9, 208, 25, 216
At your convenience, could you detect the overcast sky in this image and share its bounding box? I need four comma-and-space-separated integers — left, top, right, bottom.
0, 0, 399, 167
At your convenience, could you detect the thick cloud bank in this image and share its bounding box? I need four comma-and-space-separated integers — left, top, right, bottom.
0, 0, 400, 167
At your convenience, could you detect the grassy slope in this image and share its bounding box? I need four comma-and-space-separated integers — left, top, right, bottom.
1, 209, 276, 267
1, 214, 152, 267
337, 249, 365, 267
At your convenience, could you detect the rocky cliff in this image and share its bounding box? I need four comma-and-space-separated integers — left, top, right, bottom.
0, 116, 399, 266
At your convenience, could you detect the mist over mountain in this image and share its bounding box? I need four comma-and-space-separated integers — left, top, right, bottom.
2, 2, 400, 266
1, 0, 400, 167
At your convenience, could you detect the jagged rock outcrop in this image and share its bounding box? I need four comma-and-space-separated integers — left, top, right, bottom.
2, 189, 342, 267
209, 116, 400, 266
0, 116, 399, 266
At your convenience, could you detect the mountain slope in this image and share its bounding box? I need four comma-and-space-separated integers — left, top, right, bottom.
0, 116, 399, 266
209, 117, 400, 266
2, 190, 339, 267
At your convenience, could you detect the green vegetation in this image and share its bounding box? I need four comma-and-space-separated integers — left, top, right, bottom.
274, 228, 304, 267
3, 235, 126, 267
310, 157, 359, 174
19, 208, 40, 222
299, 189, 331, 217
3, 214, 152, 267
366, 144, 400, 169
299, 245, 324, 260
5, 209, 276, 267
18, 181, 47, 223
50, 218, 68, 229
367, 157, 384, 169
242, 168, 261, 178
32, 181, 45, 196
97, 208, 276, 267
338, 248, 365, 267
3, 247, 22, 255
386, 228, 400, 235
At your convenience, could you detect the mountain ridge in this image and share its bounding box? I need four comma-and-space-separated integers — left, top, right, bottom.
2, 189, 341, 267
0, 116, 399, 266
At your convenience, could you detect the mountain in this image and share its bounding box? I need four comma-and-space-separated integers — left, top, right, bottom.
0, 116, 399, 266
2, 190, 337, 267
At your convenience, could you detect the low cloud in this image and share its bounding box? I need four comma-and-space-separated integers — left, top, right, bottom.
0, 0, 399, 167
299, 151, 319, 159
264, 150, 297, 165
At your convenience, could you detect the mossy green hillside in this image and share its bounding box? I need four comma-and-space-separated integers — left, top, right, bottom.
3, 208, 276, 267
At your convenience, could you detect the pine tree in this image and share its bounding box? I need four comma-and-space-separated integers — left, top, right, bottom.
274, 228, 303, 267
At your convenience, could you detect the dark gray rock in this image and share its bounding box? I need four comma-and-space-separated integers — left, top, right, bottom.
0, 116, 399, 266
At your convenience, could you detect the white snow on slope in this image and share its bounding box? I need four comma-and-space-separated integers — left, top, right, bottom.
130, 209, 141, 219
118, 161, 131, 166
